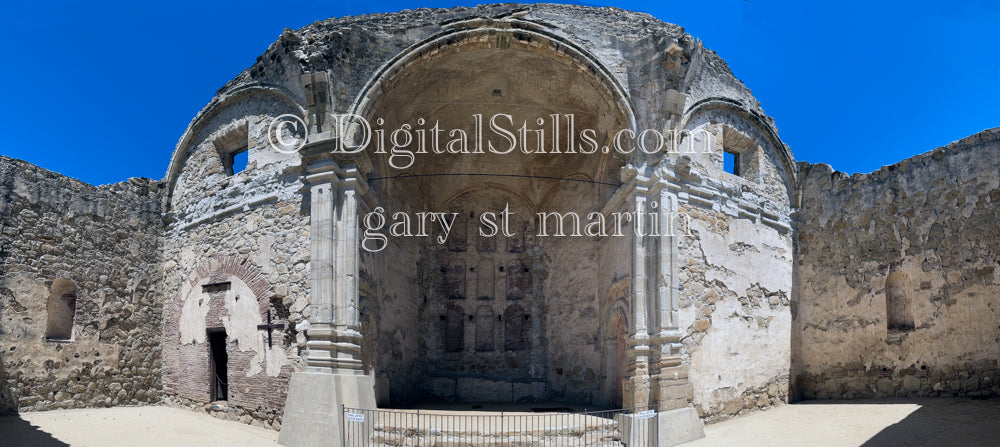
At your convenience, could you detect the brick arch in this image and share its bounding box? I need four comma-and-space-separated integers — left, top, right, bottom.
186, 255, 276, 320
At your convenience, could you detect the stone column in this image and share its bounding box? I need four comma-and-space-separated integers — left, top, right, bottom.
650, 189, 692, 412
624, 193, 652, 411
649, 186, 704, 447
279, 156, 375, 447
331, 185, 364, 375
613, 181, 704, 447
303, 181, 337, 372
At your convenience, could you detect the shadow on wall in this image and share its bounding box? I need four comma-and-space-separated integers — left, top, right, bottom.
0, 348, 16, 415
0, 416, 71, 447
861, 397, 1000, 446
788, 240, 803, 402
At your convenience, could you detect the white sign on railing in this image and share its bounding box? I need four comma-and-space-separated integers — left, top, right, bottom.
637, 409, 656, 420
346, 412, 365, 423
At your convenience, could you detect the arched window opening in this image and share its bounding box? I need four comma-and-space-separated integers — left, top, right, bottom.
444, 260, 467, 300
886, 271, 915, 333
45, 279, 78, 341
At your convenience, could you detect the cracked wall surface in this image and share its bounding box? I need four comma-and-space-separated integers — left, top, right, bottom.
0, 156, 164, 412
793, 128, 1000, 400
160, 93, 307, 428
4, 2, 997, 432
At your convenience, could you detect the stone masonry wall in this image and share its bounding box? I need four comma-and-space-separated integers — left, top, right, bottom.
793, 128, 1000, 400
0, 156, 164, 411
161, 96, 307, 429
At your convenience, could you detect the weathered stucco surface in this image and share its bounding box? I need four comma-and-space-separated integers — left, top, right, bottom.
160, 94, 308, 428
2, 4, 997, 439
0, 157, 163, 411
793, 128, 1000, 400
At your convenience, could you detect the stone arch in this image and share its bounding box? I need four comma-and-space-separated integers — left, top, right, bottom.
172, 255, 283, 368
44, 279, 78, 341
164, 85, 305, 203
350, 24, 637, 135
350, 18, 636, 406
186, 255, 276, 320
886, 271, 914, 332
679, 98, 797, 191
347, 25, 638, 195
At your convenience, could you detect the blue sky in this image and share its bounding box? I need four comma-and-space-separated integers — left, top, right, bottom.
1, 0, 997, 185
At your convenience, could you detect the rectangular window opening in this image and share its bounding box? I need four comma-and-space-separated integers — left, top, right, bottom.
724, 150, 741, 177
202, 282, 232, 294
229, 147, 249, 175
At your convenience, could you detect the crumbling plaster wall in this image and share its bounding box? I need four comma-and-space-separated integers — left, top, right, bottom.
794, 127, 1000, 400
181, 2, 799, 414
617, 103, 794, 422
0, 156, 163, 412
161, 94, 308, 428
216, 3, 773, 153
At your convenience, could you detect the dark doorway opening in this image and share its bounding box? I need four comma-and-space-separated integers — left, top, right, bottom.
208, 329, 228, 402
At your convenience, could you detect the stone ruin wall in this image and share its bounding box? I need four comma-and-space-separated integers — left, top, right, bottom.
11, 3, 997, 432
667, 113, 795, 422
793, 127, 1000, 400
159, 94, 309, 429
0, 156, 164, 412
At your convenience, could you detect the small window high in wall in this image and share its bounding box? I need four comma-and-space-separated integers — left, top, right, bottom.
724, 150, 740, 176
214, 122, 250, 176
719, 124, 762, 181
228, 147, 249, 175
45, 279, 78, 341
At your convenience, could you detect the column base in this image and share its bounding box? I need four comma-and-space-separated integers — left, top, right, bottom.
278, 372, 376, 447
617, 407, 705, 447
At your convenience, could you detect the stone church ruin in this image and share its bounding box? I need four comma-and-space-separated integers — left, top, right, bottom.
1, 3, 998, 446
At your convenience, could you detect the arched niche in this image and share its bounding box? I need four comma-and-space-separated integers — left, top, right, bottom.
886, 271, 914, 332
45, 279, 78, 341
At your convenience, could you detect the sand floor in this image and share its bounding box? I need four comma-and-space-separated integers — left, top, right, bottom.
687, 397, 1000, 447
0, 398, 997, 446
1, 405, 278, 447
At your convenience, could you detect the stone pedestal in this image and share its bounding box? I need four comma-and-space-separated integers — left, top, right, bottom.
277, 372, 376, 447
657, 407, 705, 446
616, 407, 705, 447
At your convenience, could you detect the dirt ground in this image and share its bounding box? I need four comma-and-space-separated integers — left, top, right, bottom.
0, 405, 278, 447
0, 398, 997, 446
687, 397, 1000, 447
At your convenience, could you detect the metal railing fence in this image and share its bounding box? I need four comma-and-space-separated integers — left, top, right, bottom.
341, 405, 661, 447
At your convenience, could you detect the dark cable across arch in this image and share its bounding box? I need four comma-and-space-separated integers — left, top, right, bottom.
367, 172, 623, 187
